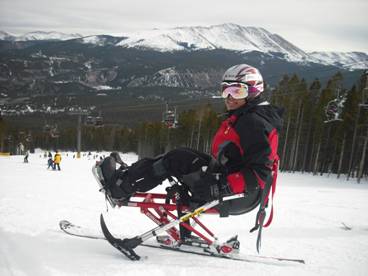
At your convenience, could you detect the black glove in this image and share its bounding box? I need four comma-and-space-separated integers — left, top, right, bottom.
218, 141, 243, 174
186, 171, 221, 202
110, 152, 128, 168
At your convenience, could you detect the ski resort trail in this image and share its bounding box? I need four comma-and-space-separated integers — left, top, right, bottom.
0, 151, 367, 275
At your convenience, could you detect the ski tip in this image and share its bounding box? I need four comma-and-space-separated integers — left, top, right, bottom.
100, 214, 107, 232
100, 213, 115, 241
99, 213, 141, 261
59, 220, 72, 229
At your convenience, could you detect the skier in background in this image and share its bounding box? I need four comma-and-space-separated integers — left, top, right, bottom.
23, 151, 29, 163
47, 155, 54, 169
53, 151, 62, 171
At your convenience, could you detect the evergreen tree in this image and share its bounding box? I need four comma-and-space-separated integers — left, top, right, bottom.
0, 115, 7, 152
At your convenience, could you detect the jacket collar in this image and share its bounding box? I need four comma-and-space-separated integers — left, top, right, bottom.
226, 96, 265, 118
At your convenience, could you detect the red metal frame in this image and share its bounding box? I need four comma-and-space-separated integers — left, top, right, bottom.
118, 192, 220, 244
118, 192, 220, 214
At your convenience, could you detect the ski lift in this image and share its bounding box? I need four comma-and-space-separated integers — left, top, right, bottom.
85, 114, 104, 128
324, 97, 345, 123
25, 134, 32, 143
360, 86, 368, 110
43, 124, 52, 133
50, 125, 60, 138
85, 116, 95, 126
162, 104, 178, 129
94, 116, 104, 127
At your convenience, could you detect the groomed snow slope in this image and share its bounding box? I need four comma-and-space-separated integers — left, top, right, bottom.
0, 152, 367, 276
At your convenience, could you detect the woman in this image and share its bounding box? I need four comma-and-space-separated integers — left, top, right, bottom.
208, 64, 283, 199
99, 64, 283, 205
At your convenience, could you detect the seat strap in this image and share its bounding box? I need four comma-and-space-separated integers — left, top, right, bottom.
249, 157, 279, 252
263, 157, 279, 227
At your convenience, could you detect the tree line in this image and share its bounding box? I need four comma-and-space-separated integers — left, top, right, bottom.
1, 71, 367, 181
272, 71, 368, 182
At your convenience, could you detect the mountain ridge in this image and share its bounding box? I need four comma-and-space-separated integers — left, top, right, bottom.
1, 24, 367, 69
0, 24, 366, 105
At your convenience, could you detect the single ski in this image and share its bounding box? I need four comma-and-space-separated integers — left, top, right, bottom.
59, 219, 305, 264
143, 244, 305, 264
59, 220, 105, 240
340, 222, 352, 231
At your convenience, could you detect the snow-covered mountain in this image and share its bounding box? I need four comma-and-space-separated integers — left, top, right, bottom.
115, 23, 309, 62
309, 51, 368, 70
1, 24, 367, 70
15, 31, 82, 41
0, 30, 15, 41
77, 35, 127, 46
0, 24, 309, 61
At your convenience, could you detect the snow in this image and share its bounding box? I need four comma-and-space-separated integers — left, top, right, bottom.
3, 24, 367, 69
0, 152, 367, 276
116, 24, 308, 61
104, 23, 368, 67
80, 36, 114, 47
308, 51, 368, 70
15, 31, 82, 41
0, 31, 15, 41
93, 85, 116, 91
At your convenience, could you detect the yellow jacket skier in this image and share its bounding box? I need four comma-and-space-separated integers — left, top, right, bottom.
53, 151, 62, 171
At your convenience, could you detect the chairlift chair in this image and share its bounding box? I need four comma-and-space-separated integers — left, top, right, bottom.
85, 116, 95, 126
94, 116, 104, 127
324, 98, 344, 123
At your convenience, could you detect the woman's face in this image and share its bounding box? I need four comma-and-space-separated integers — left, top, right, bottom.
224, 95, 246, 110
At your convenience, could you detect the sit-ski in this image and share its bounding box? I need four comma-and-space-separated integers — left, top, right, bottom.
92, 162, 263, 261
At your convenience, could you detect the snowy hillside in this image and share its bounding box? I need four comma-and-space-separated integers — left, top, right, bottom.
15, 31, 82, 41
78, 35, 127, 46
2, 24, 367, 69
0, 152, 367, 276
0, 31, 15, 41
309, 51, 368, 70
116, 23, 308, 61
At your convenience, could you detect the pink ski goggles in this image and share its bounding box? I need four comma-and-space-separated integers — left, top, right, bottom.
221, 82, 249, 99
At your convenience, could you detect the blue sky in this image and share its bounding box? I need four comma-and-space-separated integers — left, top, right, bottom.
0, 0, 367, 52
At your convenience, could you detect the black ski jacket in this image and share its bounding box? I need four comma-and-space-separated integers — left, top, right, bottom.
211, 97, 283, 193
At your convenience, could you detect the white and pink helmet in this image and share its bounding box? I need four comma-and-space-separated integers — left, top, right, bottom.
222, 64, 264, 99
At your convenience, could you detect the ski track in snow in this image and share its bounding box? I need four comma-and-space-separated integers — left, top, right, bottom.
0, 151, 367, 276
